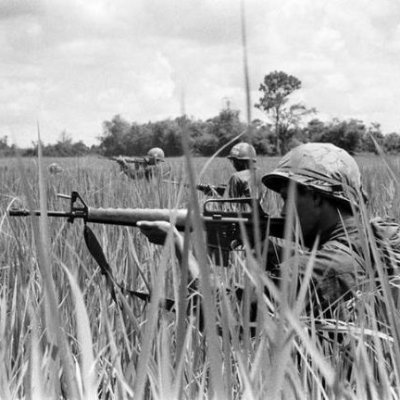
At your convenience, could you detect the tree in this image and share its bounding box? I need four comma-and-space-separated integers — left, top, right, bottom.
255, 71, 303, 155
384, 132, 400, 154
192, 133, 219, 156
0, 136, 16, 156
71, 141, 90, 156
53, 130, 74, 156
277, 104, 316, 154
206, 106, 246, 155
99, 115, 131, 156
249, 120, 276, 155
299, 118, 326, 143
319, 119, 365, 155
360, 123, 384, 154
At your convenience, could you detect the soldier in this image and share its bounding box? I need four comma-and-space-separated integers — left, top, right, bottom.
115, 147, 167, 181
262, 143, 400, 317
48, 162, 63, 174
138, 142, 400, 319
197, 142, 263, 199
262, 142, 369, 318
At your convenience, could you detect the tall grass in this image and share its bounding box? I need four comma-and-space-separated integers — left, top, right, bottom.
1, 153, 400, 399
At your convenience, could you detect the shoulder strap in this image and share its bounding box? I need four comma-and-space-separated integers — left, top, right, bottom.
83, 225, 175, 310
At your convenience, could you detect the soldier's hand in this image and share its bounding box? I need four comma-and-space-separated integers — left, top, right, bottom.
137, 221, 178, 245
138, 221, 200, 280
196, 184, 212, 195
115, 157, 128, 169
196, 184, 206, 192
214, 185, 226, 196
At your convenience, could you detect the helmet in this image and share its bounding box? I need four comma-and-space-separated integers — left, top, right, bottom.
48, 162, 63, 174
227, 142, 257, 161
147, 147, 165, 161
262, 143, 367, 205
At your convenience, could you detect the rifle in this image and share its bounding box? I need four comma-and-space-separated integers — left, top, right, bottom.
196, 183, 227, 197
163, 181, 227, 197
110, 156, 154, 167
9, 192, 285, 309
9, 191, 285, 266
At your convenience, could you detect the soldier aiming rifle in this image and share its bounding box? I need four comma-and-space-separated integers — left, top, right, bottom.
196, 142, 264, 200
113, 147, 168, 181
9, 191, 285, 307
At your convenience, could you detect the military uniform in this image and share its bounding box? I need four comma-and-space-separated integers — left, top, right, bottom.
117, 147, 167, 181
226, 168, 263, 199
197, 142, 265, 200
268, 216, 366, 318
263, 143, 400, 318
122, 163, 164, 181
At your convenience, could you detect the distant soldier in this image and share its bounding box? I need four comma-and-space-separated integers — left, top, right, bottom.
115, 147, 168, 181
197, 142, 263, 200
48, 163, 63, 174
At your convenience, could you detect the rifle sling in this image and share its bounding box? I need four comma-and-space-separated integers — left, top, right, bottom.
82, 226, 253, 336
83, 224, 175, 311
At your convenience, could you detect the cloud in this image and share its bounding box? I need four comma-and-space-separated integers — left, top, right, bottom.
1, 0, 400, 146
0, 0, 42, 20
112, 0, 242, 48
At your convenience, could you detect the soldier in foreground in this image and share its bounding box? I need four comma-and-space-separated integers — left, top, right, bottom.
138, 142, 400, 319
197, 142, 263, 199
114, 147, 167, 181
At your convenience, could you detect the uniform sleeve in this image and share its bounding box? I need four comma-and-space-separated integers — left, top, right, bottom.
122, 165, 136, 179
274, 245, 364, 317
144, 165, 164, 180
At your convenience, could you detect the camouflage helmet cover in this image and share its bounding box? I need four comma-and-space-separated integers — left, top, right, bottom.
227, 142, 257, 161
262, 143, 367, 205
147, 147, 165, 161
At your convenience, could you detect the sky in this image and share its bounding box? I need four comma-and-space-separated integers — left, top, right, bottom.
2, 0, 400, 147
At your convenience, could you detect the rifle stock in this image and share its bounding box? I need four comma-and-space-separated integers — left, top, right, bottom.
8, 191, 285, 266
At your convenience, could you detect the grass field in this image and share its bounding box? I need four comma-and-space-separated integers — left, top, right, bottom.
1, 153, 400, 399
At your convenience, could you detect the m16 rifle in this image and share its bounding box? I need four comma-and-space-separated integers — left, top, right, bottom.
110, 156, 155, 167
9, 191, 284, 266
122, 156, 149, 164
196, 183, 227, 197
164, 181, 227, 197
9, 191, 285, 308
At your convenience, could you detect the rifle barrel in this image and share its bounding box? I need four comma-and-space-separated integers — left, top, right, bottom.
8, 210, 72, 218
124, 157, 147, 164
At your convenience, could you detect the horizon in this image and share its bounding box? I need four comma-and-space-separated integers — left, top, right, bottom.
11, 111, 394, 149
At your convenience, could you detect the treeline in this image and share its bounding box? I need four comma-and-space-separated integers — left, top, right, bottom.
24, 139, 93, 157
98, 111, 271, 157
2, 111, 399, 158
96, 111, 399, 157
0, 134, 95, 158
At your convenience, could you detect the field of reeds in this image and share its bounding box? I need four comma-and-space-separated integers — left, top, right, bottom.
1, 152, 400, 399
